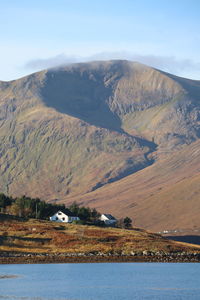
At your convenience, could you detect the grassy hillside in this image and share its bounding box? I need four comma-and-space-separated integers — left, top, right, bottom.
0, 217, 199, 258
69, 139, 200, 232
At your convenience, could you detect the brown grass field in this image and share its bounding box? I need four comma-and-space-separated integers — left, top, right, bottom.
0, 217, 200, 258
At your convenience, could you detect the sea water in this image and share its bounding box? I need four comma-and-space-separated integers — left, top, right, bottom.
0, 263, 200, 299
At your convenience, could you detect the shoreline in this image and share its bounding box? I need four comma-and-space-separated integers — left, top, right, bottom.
1, 218, 200, 265
1, 252, 200, 264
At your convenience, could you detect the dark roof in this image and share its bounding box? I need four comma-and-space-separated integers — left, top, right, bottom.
58, 209, 75, 217
102, 214, 116, 220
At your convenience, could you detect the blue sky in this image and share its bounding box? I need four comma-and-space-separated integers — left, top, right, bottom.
1, 0, 200, 80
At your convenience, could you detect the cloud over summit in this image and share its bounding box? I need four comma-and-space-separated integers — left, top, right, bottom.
25, 52, 200, 79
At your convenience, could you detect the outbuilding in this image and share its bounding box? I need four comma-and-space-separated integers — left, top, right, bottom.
100, 213, 117, 226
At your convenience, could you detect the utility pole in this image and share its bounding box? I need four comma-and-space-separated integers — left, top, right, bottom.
36, 203, 38, 219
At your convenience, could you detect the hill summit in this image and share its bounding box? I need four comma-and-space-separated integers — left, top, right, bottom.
1, 60, 200, 231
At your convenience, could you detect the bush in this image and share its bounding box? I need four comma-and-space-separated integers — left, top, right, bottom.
72, 220, 85, 225
123, 217, 132, 228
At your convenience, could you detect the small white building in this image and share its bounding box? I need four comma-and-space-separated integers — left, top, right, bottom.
50, 210, 80, 223
100, 214, 117, 226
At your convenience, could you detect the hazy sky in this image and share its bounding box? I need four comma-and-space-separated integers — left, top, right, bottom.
1, 0, 200, 80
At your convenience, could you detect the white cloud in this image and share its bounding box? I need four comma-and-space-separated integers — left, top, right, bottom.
25, 53, 79, 70
24, 52, 200, 79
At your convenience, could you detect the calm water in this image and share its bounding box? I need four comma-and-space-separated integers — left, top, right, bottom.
0, 263, 200, 300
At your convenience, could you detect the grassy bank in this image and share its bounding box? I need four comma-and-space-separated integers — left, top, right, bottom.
0, 216, 200, 263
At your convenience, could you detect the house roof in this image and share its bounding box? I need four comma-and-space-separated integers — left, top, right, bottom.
102, 214, 116, 220
61, 209, 74, 216
53, 209, 76, 217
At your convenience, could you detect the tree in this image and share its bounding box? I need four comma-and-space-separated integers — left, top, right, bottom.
123, 217, 132, 228
78, 206, 91, 221
69, 202, 79, 216
90, 208, 100, 222
14, 196, 26, 217
0, 193, 12, 212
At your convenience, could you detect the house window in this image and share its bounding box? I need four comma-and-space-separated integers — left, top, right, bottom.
56, 217, 58, 220
62, 217, 65, 221
58, 212, 62, 215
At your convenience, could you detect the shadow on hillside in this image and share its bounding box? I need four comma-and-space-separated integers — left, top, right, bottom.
41, 69, 159, 151
90, 160, 150, 191
41, 69, 159, 192
90, 138, 157, 192
41, 70, 122, 132
0, 235, 51, 246
166, 235, 200, 246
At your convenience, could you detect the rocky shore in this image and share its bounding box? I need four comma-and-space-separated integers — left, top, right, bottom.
1, 250, 200, 264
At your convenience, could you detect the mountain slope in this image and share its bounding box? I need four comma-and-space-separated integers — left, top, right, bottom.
0, 62, 153, 199
69, 139, 200, 232
0, 60, 200, 231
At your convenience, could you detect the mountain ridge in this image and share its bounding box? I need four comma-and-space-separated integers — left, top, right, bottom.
0, 60, 200, 231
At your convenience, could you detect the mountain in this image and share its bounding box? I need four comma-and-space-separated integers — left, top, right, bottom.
0, 60, 200, 231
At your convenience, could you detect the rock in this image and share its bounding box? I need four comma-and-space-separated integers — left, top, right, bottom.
142, 250, 150, 256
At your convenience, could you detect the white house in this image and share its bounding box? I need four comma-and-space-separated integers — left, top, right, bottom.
100, 214, 117, 226
50, 210, 80, 223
